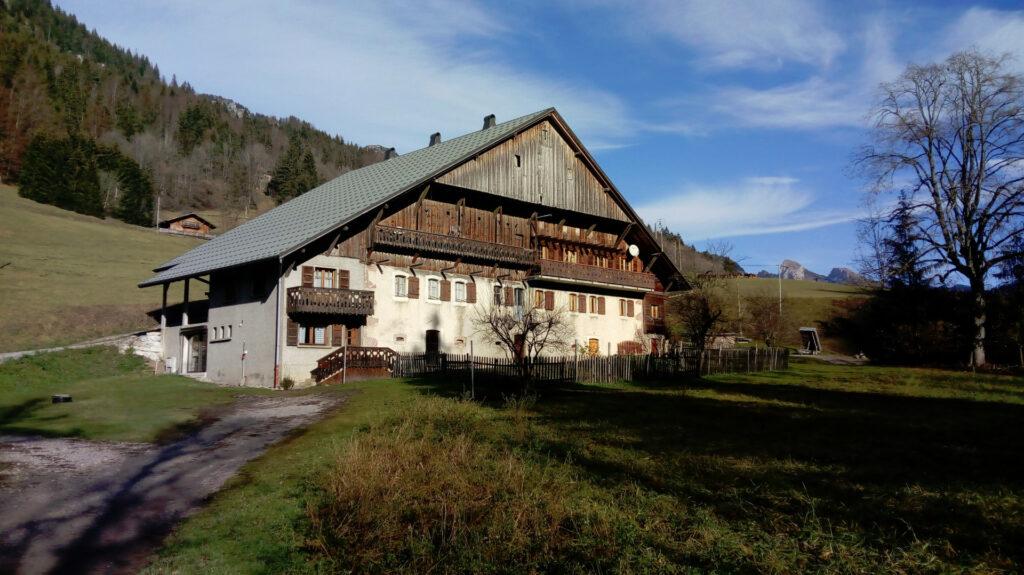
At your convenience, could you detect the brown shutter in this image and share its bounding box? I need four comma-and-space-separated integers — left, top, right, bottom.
408, 276, 420, 299
466, 281, 477, 303
337, 269, 350, 289
598, 297, 606, 315
348, 327, 360, 346
544, 290, 554, 311
578, 293, 586, 313
332, 324, 344, 346
301, 266, 314, 288
627, 300, 635, 317
504, 286, 513, 307
287, 319, 298, 346
440, 279, 451, 302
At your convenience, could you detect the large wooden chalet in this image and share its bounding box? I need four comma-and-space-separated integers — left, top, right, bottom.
140, 108, 686, 387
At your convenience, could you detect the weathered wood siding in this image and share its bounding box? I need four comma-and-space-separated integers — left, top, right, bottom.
437, 120, 629, 222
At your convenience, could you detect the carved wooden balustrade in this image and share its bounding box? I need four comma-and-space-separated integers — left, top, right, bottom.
531, 258, 657, 290
287, 286, 375, 315
312, 346, 398, 383
372, 225, 535, 266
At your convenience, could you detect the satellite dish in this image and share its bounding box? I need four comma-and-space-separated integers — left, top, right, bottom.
628, 244, 640, 257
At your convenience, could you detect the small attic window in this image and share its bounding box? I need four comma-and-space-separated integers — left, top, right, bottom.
514, 154, 522, 167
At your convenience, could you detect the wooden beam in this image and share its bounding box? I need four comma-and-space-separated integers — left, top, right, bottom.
586, 223, 596, 238
644, 252, 662, 273
415, 185, 430, 230
615, 222, 634, 247
193, 276, 209, 285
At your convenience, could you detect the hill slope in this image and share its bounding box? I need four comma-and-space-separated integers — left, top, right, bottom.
0, 185, 197, 352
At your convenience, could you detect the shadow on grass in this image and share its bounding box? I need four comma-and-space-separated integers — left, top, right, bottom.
0, 398, 85, 439
403, 371, 1024, 567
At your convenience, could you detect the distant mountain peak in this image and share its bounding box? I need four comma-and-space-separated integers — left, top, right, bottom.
759, 260, 864, 285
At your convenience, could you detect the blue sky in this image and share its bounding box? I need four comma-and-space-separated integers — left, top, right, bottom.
57, 0, 1024, 274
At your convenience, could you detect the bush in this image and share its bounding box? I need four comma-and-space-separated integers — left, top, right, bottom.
307, 398, 624, 573
280, 376, 295, 390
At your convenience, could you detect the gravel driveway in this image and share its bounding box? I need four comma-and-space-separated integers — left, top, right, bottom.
0, 392, 345, 575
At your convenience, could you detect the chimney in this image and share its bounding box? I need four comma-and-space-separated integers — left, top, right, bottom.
482, 114, 496, 130
384, 147, 397, 159
429, 132, 441, 146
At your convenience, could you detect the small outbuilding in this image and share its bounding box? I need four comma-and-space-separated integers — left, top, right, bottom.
158, 213, 216, 239
799, 327, 822, 354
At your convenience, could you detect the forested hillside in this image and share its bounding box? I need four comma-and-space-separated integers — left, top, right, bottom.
0, 0, 386, 227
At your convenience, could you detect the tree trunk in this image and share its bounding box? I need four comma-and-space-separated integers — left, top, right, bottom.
970, 281, 987, 367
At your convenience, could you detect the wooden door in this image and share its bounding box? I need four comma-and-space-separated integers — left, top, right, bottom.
426, 329, 440, 356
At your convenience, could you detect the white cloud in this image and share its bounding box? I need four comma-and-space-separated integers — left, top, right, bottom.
943, 7, 1024, 72
636, 176, 858, 240
56, 0, 633, 151
622, 0, 844, 70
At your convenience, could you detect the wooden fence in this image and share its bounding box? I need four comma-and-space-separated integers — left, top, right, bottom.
392, 347, 789, 385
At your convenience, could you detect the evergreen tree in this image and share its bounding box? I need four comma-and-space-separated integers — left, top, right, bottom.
883, 199, 928, 288
268, 134, 319, 202
18, 134, 103, 217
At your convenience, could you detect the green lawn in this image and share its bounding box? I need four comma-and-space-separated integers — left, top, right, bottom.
0, 185, 200, 352
144, 360, 1024, 573
0, 346, 269, 442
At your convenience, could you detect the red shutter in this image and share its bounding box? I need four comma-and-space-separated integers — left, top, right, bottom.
598, 297, 606, 315
627, 300, 635, 317
544, 290, 554, 311
301, 266, 314, 288
504, 286, 514, 307
287, 319, 298, 346
440, 280, 451, 302
466, 281, 477, 303
408, 276, 420, 299
337, 269, 350, 289
332, 324, 344, 346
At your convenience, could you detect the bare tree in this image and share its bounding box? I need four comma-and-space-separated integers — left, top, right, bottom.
856, 50, 1024, 366
668, 273, 728, 371
472, 299, 573, 379
744, 287, 790, 347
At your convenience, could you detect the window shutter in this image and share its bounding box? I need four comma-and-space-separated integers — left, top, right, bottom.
544, 290, 554, 311
440, 279, 451, 302
332, 324, 344, 345
301, 266, 314, 288
627, 300, 635, 317
337, 269, 350, 289
504, 286, 514, 307
578, 293, 586, 313
348, 327, 360, 346
408, 276, 420, 299
287, 319, 298, 346
598, 297, 606, 315
466, 281, 477, 303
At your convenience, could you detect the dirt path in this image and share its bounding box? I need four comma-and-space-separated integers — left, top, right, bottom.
0, 393, 345, 575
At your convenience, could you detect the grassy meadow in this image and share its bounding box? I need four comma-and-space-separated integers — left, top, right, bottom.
0, 346, 270, 442
145, 360, 1023, 574
0, 185, 200, 352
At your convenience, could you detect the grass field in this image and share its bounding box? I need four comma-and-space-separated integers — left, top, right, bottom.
0, 185, 200, 352
145, 360, 1023, 573
728, 277, 870, 352
0, 347, 270, 442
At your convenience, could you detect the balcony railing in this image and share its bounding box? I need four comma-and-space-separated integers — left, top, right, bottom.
372, 225, 535, 266
287, 287, 375, 316
530, 259, 656, 291
644, 316, 667, 335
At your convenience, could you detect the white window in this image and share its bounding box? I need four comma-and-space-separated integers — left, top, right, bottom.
314, 267, 335, 288
427, 277, 441, 300
226, 325, 232, 339
454, 281, 467, 302
394, 274, 408, 297
213, 327, 220, 340
514, 287, 525, 307
493, 285, 502, 305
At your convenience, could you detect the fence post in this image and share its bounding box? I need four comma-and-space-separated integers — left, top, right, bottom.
470, 341, 475, 399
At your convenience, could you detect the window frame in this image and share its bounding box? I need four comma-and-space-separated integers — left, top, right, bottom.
454, 280, 467, 303
394, 273, 409, 298
427, 277, 441, 301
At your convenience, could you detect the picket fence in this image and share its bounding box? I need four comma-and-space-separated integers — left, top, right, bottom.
391, 347, 789, 385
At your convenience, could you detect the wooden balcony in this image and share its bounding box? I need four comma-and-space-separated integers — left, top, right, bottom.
644, 316, 667, 335
287, 287, 375, 316
372, 225, 535, 266
530, 258, 656, 291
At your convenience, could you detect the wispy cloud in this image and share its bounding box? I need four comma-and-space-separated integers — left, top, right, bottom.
943, 7, 1024, 73
620, 0, 844, 70
636, 176, 859, 240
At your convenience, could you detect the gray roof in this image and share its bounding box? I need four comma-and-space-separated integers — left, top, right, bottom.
140, 108, 554, 287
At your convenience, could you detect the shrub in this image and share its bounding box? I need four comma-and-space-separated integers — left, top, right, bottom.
307, 398, 623, 573
280, 376, 295, 390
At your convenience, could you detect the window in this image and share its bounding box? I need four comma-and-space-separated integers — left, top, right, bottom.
569, 293, 578, 312
313, 267, 335, 288
427, 277, 441, 300
514, 287, 525, 307
347, 326, 360, 347
394, 274, 408, 297
493, 285, 502, 305
619, 299, 627, 316
650, 304, 662, 319
589, 295, 598, 314
226, 325, 232, 339
534, 289, 545, 307
454, 281, 467, 303
213, 327, 220, 340
298, 325, 327, 346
